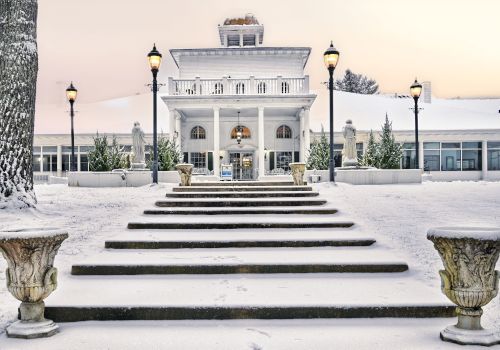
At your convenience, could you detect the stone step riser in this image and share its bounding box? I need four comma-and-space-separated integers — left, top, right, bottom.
44, 305, 456, 322
172, 186, 313, 192
104, 239, 376, 249
165, 192, 320, 198
126, 222, 355, 230
71, 263, 408, 275
143, 208, 338, 215
155, 200, 327, 207
185, 181, 301, 187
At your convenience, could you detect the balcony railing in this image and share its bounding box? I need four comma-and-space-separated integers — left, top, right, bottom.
168, 76, 309, 96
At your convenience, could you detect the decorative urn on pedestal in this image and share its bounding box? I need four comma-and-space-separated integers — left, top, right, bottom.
0, 228, 68, 339
175, 163, 194, 186
289, 162, 306, 185
427, 227, 500, 346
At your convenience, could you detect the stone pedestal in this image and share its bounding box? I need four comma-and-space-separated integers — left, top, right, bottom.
289, 162, 306, 185
427, 227, 500, 346
0, 228, 68, 339
175, 163, 194, 186
130, 163, 147, 171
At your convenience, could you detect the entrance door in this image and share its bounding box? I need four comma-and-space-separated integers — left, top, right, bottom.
229, 152, 254, 180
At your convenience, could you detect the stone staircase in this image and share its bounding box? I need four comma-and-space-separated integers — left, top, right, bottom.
44, 181, 454, 322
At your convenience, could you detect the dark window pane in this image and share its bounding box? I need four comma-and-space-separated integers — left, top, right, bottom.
32, 156, 41, 172
402, 143, 415, 150
43, 146, 57, 153
190, 152, 206, 169
424, 150, 440, 171
80, 155, 89, 172
402, 150, 416, 169
62, 146, 74, 153
442, 142, 460, 149
42, 155, 51, 172
356, 143, 363, 151
462, 142, 482, 149
488, 142, 500, 149
333, 144, 343, 150
33, 146, 41, 154
424, 142, 440, 150
334, 150, 342, 167
488, 150, 500, 170
462, 150, 481, 170
276, 152, 292, 171
441, 150, 461, 171
80, 146, 94, 152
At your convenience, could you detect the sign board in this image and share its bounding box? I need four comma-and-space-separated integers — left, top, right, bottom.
220, 164, 233, 181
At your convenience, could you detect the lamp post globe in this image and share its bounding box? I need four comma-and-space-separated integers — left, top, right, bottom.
66, 82, 77, 172
324, 42, 339, 182
147, 44, 162, 184
410, 79, 422, 170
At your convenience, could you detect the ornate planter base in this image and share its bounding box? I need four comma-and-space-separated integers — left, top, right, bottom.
441, 325, 500, 346
175, 164, 193, 187
7, 319, 59, 339
289, 162, 306, 186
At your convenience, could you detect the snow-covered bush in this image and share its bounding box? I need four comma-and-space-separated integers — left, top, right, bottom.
307, 129, 330, 170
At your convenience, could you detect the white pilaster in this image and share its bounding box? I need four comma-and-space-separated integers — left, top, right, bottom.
303, 107, 311, 159
213, 107, 220, 177
169, 109, 176, 141
299, 110, 305, 162
56, 145, 62, 177
419, 141, 424, 170
175, 111, 182, 153
258, 106, 265, 179
482, 140, 488, 180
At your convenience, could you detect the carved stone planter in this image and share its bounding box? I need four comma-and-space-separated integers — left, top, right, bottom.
175, 163, 194, 186
289, 162, 306, 186
0, 228, 68, 339
427, 227, 500, 346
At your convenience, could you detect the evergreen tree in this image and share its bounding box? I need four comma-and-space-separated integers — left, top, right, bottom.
361, 130, 379, 167
108, 136, 123, 170
88, 134, 111, 171
307, 128, 330, 170
377, 115, 402, 169
0, 0, 39, 208
157, 137, 181, 171
335, 69, 379, 94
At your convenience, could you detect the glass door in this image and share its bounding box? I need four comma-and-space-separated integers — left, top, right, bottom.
229, 152, 254, 180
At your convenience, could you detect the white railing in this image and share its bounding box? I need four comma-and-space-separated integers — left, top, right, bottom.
168, 75, 309, 96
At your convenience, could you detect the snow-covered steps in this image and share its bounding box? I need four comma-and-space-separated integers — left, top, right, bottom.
43, 274, 454, 321
70, 248, 408, 275
165, 191, 320, 198
127, 221, 354, 230
143, 207, 338, 215
172, 186, 313, 192
155, 198, 327, 207
187, 181, 300, 187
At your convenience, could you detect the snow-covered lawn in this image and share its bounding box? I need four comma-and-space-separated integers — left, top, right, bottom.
0, 181, 499, 349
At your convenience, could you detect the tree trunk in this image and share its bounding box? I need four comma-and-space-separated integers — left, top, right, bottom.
0, 0, 38, 208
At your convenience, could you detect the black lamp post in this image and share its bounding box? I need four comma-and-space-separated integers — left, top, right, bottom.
147, 44, 162, 184
65, 82, 77, 172
323, 42, 340, 182
236, 111, 242, 145
410, 79, 423, 169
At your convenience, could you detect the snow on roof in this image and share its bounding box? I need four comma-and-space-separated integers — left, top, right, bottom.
309, 89, 500, 132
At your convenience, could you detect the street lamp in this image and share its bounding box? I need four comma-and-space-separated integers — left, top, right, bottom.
324, 42, 339, 182
236, 111, 242, 145
147, 44, 162, 184
410, 79, 422, 169
65, 82, 77, 172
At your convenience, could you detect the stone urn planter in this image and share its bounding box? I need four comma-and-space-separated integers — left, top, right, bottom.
427, 227, 500, 346
0, 228, 68, 339
175, 163, 194, 186
289, 162, 306, 186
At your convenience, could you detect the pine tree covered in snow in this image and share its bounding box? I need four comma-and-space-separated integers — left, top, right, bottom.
158, 137, 181, 171
88, 134, 111, 171
335, 69, 379, 94
0, 0, 39, 208
109, 136, 123, 170
307, 128, 330, 170
361, 130, 379, 167
377, 115, 402, 169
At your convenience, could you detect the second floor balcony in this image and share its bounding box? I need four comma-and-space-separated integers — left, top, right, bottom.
167, 75, 310, 97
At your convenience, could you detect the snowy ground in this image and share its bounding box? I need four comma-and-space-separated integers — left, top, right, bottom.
0, 181, 499, 349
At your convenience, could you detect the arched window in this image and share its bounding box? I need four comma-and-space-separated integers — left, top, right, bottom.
235, 82, 245, 95
281, 81, 290, 94
231, 126, 251, 139
276, 125, 292, 139
214, 82, 224, 95
190, 126, 206, 139
257, 82, 266, 94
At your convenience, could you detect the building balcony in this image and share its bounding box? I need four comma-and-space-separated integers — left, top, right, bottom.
167, 75, 309, 97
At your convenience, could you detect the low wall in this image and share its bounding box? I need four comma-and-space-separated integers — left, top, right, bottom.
336, 169, 422, 185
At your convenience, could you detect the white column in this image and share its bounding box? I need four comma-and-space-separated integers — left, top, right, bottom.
299, 110, 305, 162
169, 109, 176, 141
419, 141, 424, 170
482, 140, 488, 180
175, 111, 182, 153
56, 145, 62, 177
303, 107, 311, 159
258, 106, 265, 179
213, 107, 220, 177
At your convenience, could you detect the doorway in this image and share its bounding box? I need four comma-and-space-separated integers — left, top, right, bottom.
229, 152, 254, 180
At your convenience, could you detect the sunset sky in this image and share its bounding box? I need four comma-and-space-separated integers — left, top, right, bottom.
36, 0, 499, 107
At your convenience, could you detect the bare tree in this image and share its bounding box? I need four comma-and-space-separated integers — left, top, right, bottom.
0, 0, 38, 208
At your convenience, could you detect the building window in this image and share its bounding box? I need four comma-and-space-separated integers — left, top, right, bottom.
61, 154, 75, 172
80, 155, 89, 171
32, 155, 41, 172
235, 82, 245, 95
488, 142, 500, 170
462, 142, 482, 171
231, 126, 251, 139
356, 143, 364, 160
190, 152, 206, 169
334, 143, 343, 167
227, 35, 240, 47
276, 125, 292, 139
276, 151, 293, 171
257, 82, 266, 94
441, 143, 461, 171
281, 81, 290, 94
243, 34, 256, 46
214, 82, 223, 95
424, 142, 441, 171
190, 126, 206, 139
401, 143, 416, 169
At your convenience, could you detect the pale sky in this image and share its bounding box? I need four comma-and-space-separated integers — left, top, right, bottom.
37, 0, 500, 107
